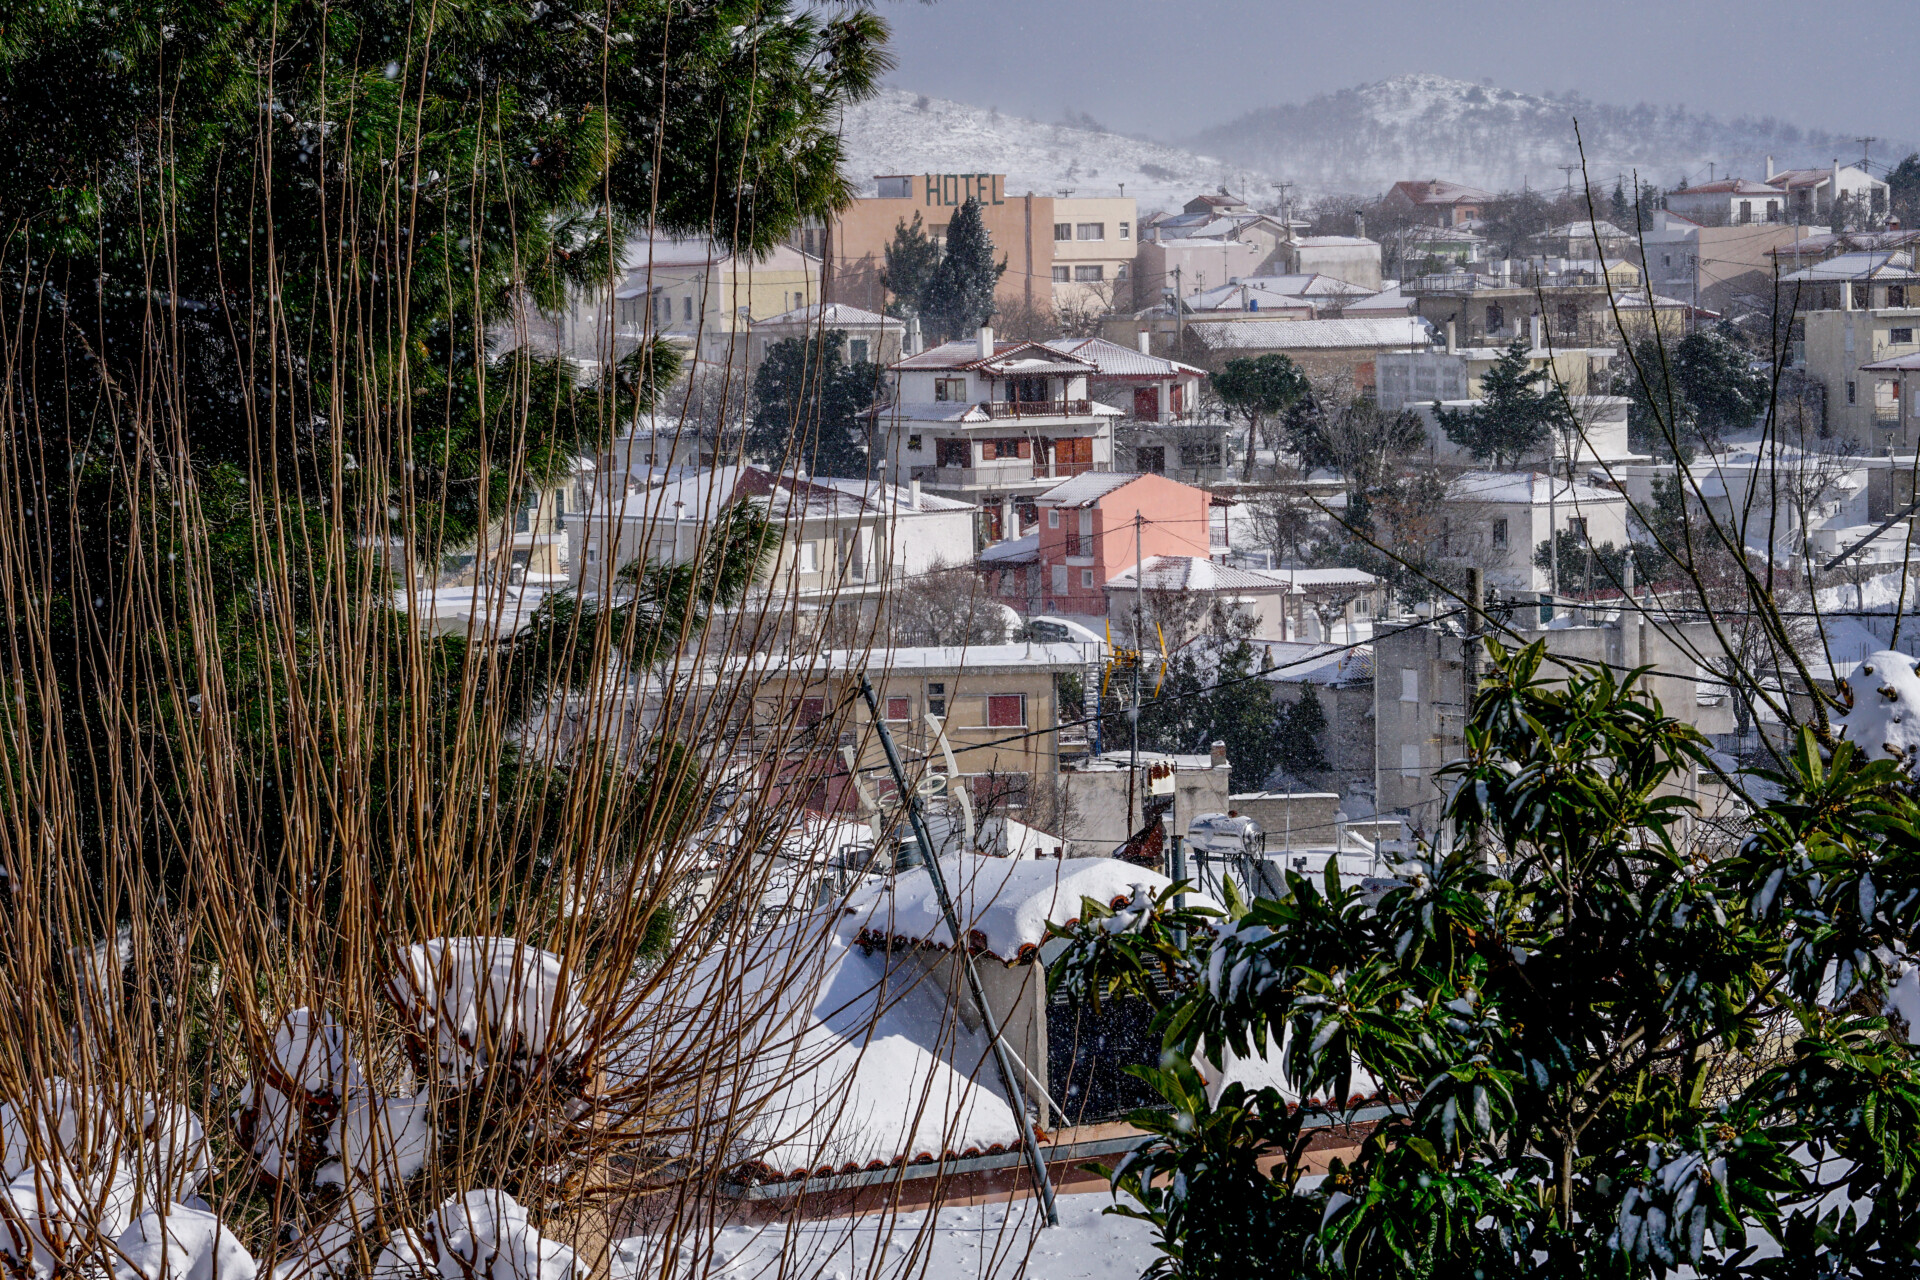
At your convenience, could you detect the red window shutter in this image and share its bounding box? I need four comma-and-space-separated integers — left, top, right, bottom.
1133, 386, 1157, 418
800, 697, 824, 726
987, 694, 1025, 727
1017, 438, 1031, 458
885, 696, 911, 721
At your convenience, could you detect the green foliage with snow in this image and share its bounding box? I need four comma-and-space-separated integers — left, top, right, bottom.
1052, 639, 1920, 1278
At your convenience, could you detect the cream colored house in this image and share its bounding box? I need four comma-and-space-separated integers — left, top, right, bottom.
1803, 295, 1920, 446
537, 237, 823, 371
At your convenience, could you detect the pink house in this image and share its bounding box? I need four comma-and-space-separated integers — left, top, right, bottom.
996, 472, 1225, 617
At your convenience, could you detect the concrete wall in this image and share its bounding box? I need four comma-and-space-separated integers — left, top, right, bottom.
1375, 615, 1739, 830
1293, 239, 1384, 291
1058, 754, 1233, 856
1267, 679, 1375, 795
1052, 196, 1139, 312
1226, 791, 1342, 850
1135, 239, 1274, 302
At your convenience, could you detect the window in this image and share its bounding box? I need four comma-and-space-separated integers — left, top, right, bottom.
990, 438, 1024, 459
1120, 222, 1130, 239
934, 376, 968, 402
796, 541, 817, 573
1891, 287, 1909, 309
849, 338, 869, 364
1400, 668, 1419, 704
987, 694, 1026, 727
1662, 254, 1671, 268
1567, 516, 1587, 539
877, 176, 912, 198
907, 434, 923, 451
925, 683, 948, 718
1080, 568, 1094, 588
1116, 263, 1129, 279
1848, 380, 1857, 405
1485, 303, 1504, 332
884, 695, 912, 722
1492, 517, 1508, 549
1892, 327, 1915, 346
1052, 266, 1071, 282
1074, 265, 1105, 282
1076, 223, 1105, 241
1739, 200, 1752, 224
586, 546, 597, 564
937, 439, 972, 468
1047, 509, 1060, 528
1136, 445, 1166, 473
1400, 744, 1420, 779
1054, 222, 1072, 241
799, 697, 825, 726
1051, 564, 1068, 594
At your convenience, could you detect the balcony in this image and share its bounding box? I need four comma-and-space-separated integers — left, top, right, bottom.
911, 460, 1110, 489
980, 399, 1095, 419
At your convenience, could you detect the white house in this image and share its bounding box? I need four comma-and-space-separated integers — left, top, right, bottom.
567, 465, 975, 601
1439, 471, 1630, 593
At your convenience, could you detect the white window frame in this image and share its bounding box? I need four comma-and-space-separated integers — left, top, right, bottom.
796, 541, 818, 574
1081, 568, 1094, 588
1051, 564, 1069, 594
1075, 223, 1105, 241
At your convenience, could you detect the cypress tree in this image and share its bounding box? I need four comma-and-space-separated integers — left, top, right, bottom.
919, 197, 1005, 342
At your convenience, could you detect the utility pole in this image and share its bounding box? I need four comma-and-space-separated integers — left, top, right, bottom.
857, 677, 1061, 1226
1128, 513, 1144, 831
1558, 163, 1580, 197
1463, 567, 1484, 699
1171, 265, 1184, 357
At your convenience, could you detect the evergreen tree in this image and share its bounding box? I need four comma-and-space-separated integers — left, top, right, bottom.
1434, 336, 1563, 469
1609, 179, 1631, 226
1890, 153, 1920, 226
1274, 685, 1329, 778
919, 197, 1004, 342
750, 332, 883, 478
880, 212, 941, 319
1624, 325, 1767, 455
0, 1, 884, 892
1214, 353, 1310, 480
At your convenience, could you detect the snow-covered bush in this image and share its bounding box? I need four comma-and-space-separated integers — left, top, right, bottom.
1834, 649, 1920, 772
374, 1190, 579, 1280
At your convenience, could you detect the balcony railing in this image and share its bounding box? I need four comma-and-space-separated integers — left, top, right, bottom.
911, 460, 1109, 487
981, 399, 1094, 418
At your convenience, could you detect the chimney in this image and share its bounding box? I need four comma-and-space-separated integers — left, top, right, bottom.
1445, 320, 1457, 354
978, 325, 994, 359
1766, 154, 1776, 181
1530, 313, 1543, 350
905, 314, 922, 355
1138, 329, 1152, 354
1210, 740, 1228, 768
909, 477, 922, 511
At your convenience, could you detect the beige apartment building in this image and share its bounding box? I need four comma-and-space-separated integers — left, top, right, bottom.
813, 173, 1057, 318
1049, 195, 1139, 313
1807, 304, 1920, 447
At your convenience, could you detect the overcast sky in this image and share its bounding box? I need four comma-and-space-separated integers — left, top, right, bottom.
880, 0, 1919, 146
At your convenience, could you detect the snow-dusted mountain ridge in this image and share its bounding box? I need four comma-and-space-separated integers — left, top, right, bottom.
1187, 74, 1911, 196
837, 88, 1279, 214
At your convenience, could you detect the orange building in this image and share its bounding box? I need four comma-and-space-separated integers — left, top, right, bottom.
1024, 472, 1227, 617
818, 173, 1056, 317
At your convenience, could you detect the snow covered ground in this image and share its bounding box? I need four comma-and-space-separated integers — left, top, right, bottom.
614, 1193, 1160, 1280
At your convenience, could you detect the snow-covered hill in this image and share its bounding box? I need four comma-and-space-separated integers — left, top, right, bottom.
1188, 73, 1912, 197
837, 88, 1278, 215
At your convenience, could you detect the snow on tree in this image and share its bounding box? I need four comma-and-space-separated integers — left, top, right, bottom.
1834, 650, 1920, 772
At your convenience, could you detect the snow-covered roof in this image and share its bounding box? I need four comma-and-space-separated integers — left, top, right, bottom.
1539, 219, 1631, 239
1261, 641, 1374, 686
1105, 556, 1292, 594
756, 643, 1094, 675
1049, 336, 1205, 379
1861, 352, 1920, 372
604, 466, 975, 524
754, 302, 903, 330
1199, 316, 1434, 352
1671, 178, 1777, 196
891, 338, 1096, 375
1780, 251, 1919, 283
1294, 235, 1378, 248
1104, 556, 1377, 595
844, 854, 1203, 962
1446, 470, 1624, 507
978, 531, 1039, 565
1389, 179, 1495, 205
1034, 471, 1146, 507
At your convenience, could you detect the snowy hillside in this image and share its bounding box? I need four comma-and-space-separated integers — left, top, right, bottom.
837, 88, 1279, 215
1188, 73, 1912, 197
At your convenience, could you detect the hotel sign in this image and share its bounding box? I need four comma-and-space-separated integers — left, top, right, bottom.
877, 173, 1007, 206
